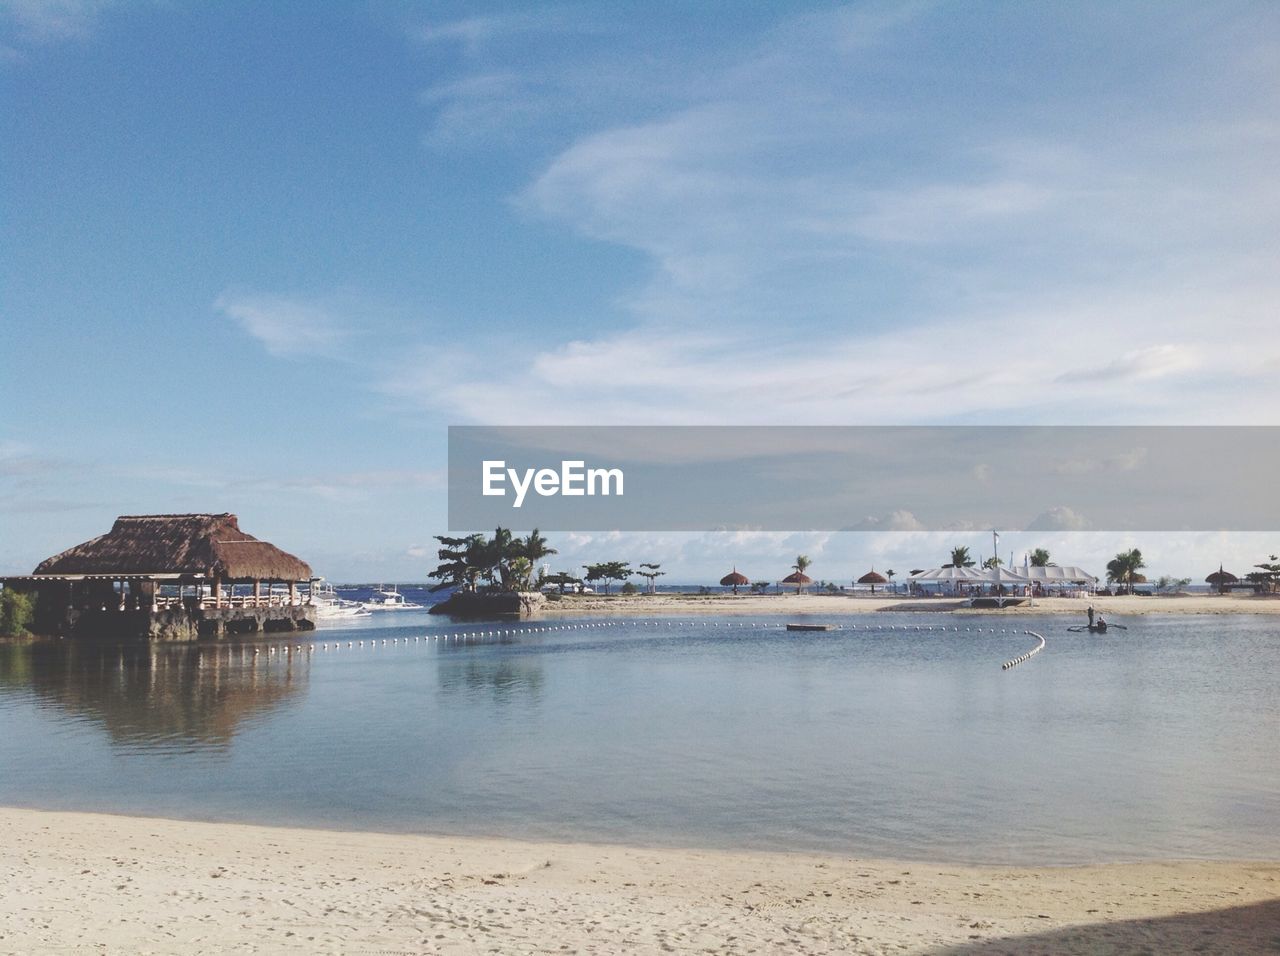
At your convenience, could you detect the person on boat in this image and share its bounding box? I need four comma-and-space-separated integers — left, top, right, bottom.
1087, 604, 1095, 626
1095, 616, 1107, 632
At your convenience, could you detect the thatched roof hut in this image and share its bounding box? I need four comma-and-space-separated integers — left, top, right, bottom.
857, 569, 888, 593
781, 570, 812, 593
719, 568, 749, 593
34, 514, 312, 582
1205, 569, 1238, 585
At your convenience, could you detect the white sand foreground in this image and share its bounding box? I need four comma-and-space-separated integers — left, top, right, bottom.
543, 592, 1280, 617
2, 808, 1278, 955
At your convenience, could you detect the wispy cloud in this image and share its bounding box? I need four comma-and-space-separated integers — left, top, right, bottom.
215, 292, 353, 359
0, 0, 134, 51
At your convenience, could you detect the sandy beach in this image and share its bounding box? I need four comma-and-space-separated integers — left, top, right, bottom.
1, 808, 1277, 955
542, 591, 1280, 617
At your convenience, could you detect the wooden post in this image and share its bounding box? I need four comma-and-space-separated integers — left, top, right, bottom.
213, 575, 222, 609
253, 578, 262, 608
288, 581, 297, 606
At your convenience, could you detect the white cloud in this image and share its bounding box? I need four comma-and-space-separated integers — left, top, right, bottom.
215, 292, 352, 359
1026, 506, 1090, 532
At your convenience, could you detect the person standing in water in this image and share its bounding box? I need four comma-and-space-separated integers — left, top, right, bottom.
1087, 605, 1095, 626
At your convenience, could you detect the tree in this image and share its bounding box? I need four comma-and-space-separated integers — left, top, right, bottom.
545, 571, 582, 594
636, 562, 665, 594
1254, 555, 1280, 594
946, 546, 975, 568
583, 561, 632, 595
427, 533, 485, 592
1029, 548, 1052, 567
515, 528, 557, 567
982, 556, 1003, 569
750, 581, 771, 594
1155, 575, 1191, 593
1106, 548, 1146, 594
427, 527, 554, 594
886, 569, 896, 594
0, 588, 34, 636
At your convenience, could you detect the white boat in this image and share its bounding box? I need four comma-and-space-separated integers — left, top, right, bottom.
310, 580, 371, 618
361, 585, 424, 610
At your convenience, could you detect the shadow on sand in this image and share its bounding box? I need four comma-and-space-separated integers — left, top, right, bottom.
927, 897, 1280, 956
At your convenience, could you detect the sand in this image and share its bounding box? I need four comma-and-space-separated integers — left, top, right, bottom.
2, 808, 1277, 955
541, 591, 1280, 617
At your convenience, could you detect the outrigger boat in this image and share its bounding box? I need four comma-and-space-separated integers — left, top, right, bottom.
1068, 621, 1128, 633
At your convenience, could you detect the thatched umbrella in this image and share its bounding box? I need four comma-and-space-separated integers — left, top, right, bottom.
1206, 565, 1238, 594
719, 568, 750, 594
781, 571, 812, 594
857, 569, 888, 594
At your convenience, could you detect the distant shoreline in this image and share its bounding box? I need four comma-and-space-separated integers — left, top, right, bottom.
535, 592, 1280, 617
4, 806, 1277, 954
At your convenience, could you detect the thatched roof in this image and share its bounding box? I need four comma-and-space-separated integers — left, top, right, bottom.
34, 514, 312, 581
781, 571, 812, 585
1206, 569, 1238, 584
719, 569, 749, 586
857, 570, 888, 585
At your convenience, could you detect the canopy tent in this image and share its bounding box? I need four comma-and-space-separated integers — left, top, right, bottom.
1021, 565, 1098, 583
908, 565, 1032, 587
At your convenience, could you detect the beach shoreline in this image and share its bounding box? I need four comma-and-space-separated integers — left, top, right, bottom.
538, 592, 1280, 617
3, 807, 1277, 954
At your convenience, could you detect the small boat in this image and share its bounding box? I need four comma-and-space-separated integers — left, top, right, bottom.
786, 623, 833, 631
1068, 622, 1127, 633
310, 580, 371, 619
362, 585, 424, 611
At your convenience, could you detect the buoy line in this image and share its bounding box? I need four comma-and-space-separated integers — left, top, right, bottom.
1002, 630, 1046, 670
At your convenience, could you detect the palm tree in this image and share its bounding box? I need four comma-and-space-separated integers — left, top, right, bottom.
516, 528, 557, 566
885, 569, 896, 594
1029, 548, 1051, 567
946, 546, 975, 568
982, 556, 1003, 569
1106, 548, 1146, 594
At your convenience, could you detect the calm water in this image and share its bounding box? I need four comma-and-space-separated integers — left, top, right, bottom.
1, 612, 1276, 864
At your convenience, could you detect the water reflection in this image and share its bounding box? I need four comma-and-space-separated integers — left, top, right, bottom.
0, 641, 308, 751
436, 649, 545, 703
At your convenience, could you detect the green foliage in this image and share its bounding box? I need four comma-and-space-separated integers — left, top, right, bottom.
946, 546, 975, 568
982, 556, 1002, 569
750, 581, 770, 594
1106, 548, 1146, 593
583, 561, 632, 595
1155, 575, 1191, 593
0, 589, 35, 636
636, 562, 665, 594
1029, 548, 1052, 567
792, 555, 811, 575
427, 527, 558, 594
620, 581, 639, 595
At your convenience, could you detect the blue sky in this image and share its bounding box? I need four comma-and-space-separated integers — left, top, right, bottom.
3, 1, 1278, 582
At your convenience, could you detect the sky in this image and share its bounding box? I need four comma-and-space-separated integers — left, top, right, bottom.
2, 1, 1279, 583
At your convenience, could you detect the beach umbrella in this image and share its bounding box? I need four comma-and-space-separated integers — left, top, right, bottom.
857, 570, 888, 594
719, 568, 750, 594
1206, 565, 1238, 593
781, 571, 812, 594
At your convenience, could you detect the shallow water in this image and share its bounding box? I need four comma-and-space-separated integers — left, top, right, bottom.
1, 612, 1276, 864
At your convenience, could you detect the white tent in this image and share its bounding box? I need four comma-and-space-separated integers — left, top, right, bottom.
908, 566, 987, 582
908, 566, 1031, 584
1021, 565, 1097, 583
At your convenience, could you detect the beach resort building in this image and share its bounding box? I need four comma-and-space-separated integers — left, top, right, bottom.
0, 514, 315, 640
